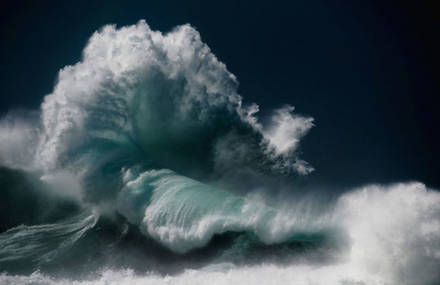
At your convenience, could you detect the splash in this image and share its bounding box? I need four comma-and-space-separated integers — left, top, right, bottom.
36, 20, 313, 178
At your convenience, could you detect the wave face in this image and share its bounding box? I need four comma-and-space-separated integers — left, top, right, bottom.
117, 168, 334, 253
0, 21, 440, 285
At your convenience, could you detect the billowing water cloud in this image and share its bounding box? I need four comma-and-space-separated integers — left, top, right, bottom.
36, 20, 313, 180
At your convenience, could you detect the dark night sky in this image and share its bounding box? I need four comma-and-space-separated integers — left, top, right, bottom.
0, 0, 439, 190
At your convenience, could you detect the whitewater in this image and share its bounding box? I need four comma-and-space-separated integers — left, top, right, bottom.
0, 21, 439, 285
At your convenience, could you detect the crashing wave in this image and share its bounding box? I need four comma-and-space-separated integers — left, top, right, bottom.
0, 20, 439, 285
0, 20, 317, 254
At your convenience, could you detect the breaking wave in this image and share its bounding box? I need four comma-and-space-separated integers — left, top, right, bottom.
0, 21, 439, 285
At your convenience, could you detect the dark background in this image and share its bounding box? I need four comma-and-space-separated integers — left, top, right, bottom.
0, 0, 438, 190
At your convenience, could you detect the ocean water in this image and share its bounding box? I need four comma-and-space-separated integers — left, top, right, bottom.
0, 21, 439, 285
